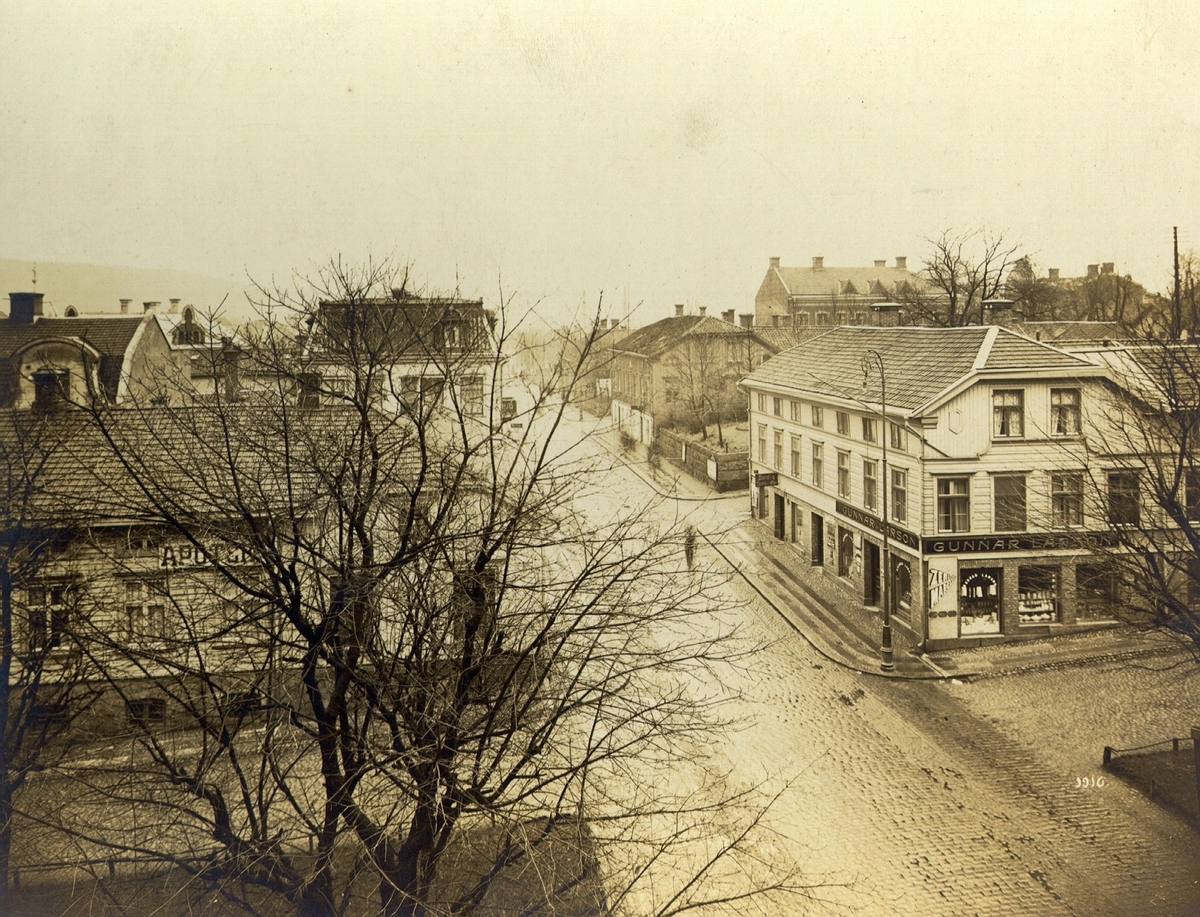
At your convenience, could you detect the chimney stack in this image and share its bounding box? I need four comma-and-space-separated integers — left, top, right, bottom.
1087, 264, 1099, 278
739, 313, 753, 329
812, 256, 824, 271
698, 306, 706, 317
769, 256, 780, 270
674, 303, 685, 317
1102, 262, 1114, 274
143, 301, 161, 313
895, 256, 907, 270
169, 298, 181, 313
722, 309, 735, 323
874, 260, 886, 269
1048, 268, 1060, 281
120, 298, 132, 314
8, 292, 44, 324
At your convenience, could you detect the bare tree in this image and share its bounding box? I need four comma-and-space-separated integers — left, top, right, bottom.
899, 229, 1022, 327
0, 413, 98, 911
661, 333, 739, 446
37, 260, 809, 916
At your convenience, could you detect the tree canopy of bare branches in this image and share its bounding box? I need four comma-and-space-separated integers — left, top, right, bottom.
899, 229, 1021, 327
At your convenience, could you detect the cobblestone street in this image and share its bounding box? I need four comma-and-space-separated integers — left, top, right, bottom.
577, 419, 1200, 916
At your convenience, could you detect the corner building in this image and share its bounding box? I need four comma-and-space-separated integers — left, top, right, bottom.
742, 325, 1118, 650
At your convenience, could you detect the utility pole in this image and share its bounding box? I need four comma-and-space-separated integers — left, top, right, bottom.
1174, 226, 1182, 340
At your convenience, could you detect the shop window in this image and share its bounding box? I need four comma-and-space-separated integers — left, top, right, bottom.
891, 556, 912, 615
863, 459, 878, 512
837, 450, 851, 498
960, 569, 1001, 635
1107, 472, 1140, 526
891, 469, 908, 524
992, 390, 1024, 438
1051, 388, 1081, 436
1051, 473, 1084, 527
1077, 563, 1119, 620
837, 527, 854, 577
836, 411, 850, 435
1018, 566, 1059, 624
993, 475, 1027, 532
862, 417, 878, 443
811, 443, 824, 490
937, 477, 970, 533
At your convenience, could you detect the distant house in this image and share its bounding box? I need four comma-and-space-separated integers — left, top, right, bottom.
609, 306, 774, 441
0, 291, 188, 409
754, 256, 921, 328
742, 325, 1123, 650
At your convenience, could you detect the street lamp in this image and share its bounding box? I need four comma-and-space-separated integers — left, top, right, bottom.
861, 349, 894, 671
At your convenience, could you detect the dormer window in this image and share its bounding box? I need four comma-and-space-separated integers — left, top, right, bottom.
298, 372, 323, 408
32, 370, 69, 411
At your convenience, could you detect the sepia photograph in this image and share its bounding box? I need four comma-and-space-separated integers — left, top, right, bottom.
1, 2, 1199, 915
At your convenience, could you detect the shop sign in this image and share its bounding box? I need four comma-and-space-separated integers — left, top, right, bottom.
160, 543, 251, 569
754, 471, 778, 487
922, 531, 1120, 554
834, 500, 920, 550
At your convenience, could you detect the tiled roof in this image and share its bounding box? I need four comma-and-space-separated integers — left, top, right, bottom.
774, 266, 921, 299
0, 316, 147, 358
743, 326, 1096, 413
753, 326, 828, 354
0, 404, 419, 525
613, 315, 757, 358
1010, 321, 1129, 345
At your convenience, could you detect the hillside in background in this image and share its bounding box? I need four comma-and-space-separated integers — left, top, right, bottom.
0, 258, 250, 317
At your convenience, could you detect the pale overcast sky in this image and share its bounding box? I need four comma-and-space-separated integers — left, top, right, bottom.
2, 1, 1197, 324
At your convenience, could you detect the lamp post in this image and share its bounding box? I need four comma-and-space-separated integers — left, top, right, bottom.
861, 349, 894, 671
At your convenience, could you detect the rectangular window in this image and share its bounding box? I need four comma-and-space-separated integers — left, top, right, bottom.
297, 372, 323, 408
790, 400, 801, 422
126, 578, 169, 643
32, 370, 70, 411
810, 405, 824, 428
1051, 388, 1080, 436
757, 424, 767, 463
1051, 472, 1084, 527
772, 396, 782, 417
837, 450, 851, 498
863, 459, 878, 512
992, 390, 1024, 438
1018, 566, 1060, 624
993, 475, 1027, 532
811, 443, 824, 490
889, 422, 907, 451
937, 477, 970, 533
27, 583, 73, 652
757, 394, 766, 413
836, 411, 850, 435
773, 429, 783, 470
861, 417, 878, 443
420, 376, 445, 405
1108, 471, 1140, 526
460, 376, 485, 415
790, 435, 801, 478
1188, 469, 1200, 522
891, 469, 907, 524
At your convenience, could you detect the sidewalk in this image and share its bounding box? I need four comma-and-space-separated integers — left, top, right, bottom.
601, 422, 1185, 681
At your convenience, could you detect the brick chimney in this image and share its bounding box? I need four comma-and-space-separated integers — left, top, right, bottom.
674, 303, 685, 317
1102, 262, 1114, 274
1087, 265, 1099, 278
8, 292, 44, 324
143, 301, 161, 313
722, 309, 735, 323
769, 256, 780, 270
739, 313, 753, 329
895, 256, 907, 270
812, 256, 824, 271
169, 298, 181, 313
1048, 268, 1060, 281
120, 298, 132, 314
698, 306, 706, 317
874, 260, 886, 269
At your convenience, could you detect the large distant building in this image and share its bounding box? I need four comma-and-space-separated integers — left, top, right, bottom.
754, 256, 921, 328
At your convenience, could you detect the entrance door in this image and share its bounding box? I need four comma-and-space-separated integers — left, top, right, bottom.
960, 568, 1002, 635
837, 527, 854, 577
863, 541, 880, 605
774, 494, 785, 540
811, 513, 824, 566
